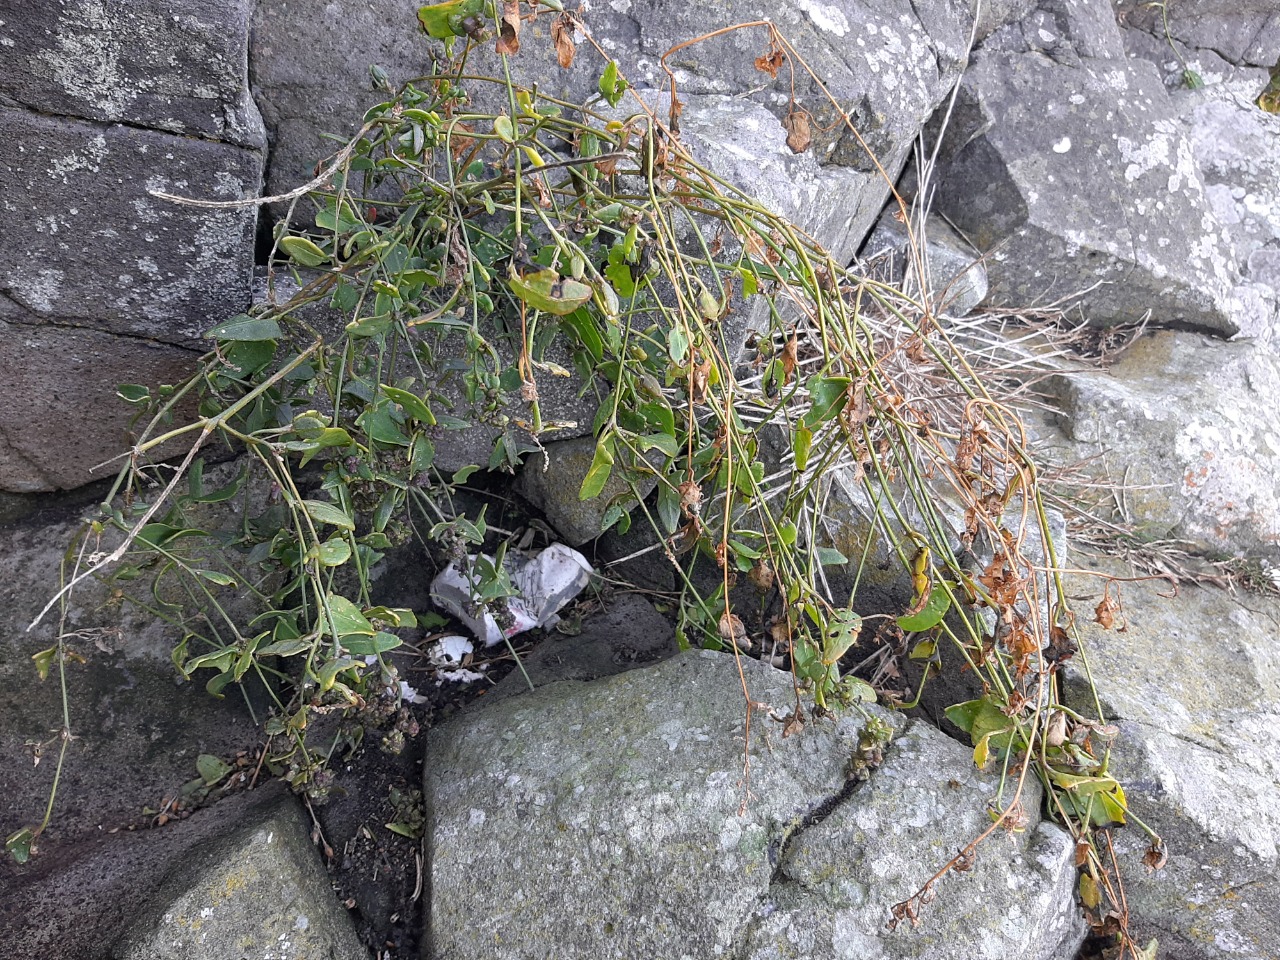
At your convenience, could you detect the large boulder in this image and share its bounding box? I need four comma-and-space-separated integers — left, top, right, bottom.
932, 43, 1239, 335
0, 3, 265, 493
249, 0, 980, 261
1045, 331, 1280, 559
425, 648, 1085, 959
1062, 554, 1280, 959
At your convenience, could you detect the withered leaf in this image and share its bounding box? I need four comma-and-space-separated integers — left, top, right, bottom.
718, 611, 748, 649
780, 334, 798, 386
783, 109, 812, 155
748, 560, 775, 593
1045, 624, 1078, 664
1141, 841, 1168, 873
551, 13, 576, 68
1094, 585, 1121, 630
496, 0, 521, 55
754, 48, 784, 79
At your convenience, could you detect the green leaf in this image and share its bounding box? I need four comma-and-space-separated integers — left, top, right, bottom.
385, 820, 423, 839
816, 547, 847, 567
205, 314, 283, 342
507, 266, 593, 316
195, 753, 232, 786
357, 399, 411, 447
452, 464, 480, 485
493, 114, 516, 143
193, 569, 236, 587
579, 434, 616, 501
896, 583, 952, 632
364, 606, 417, 628
417, 0, 484, 39
31, 645, 57, 682
313, 538, 352, 567
637, 433, 680, 458
598, 59, 628, 107
380, 385, 437, 425
793, 421, 813, 473
316, 656, 360, 692
257, 637, 313, 658
341, 631, 403, 656
6, 828, 35, 864
117, 383, 150, 405
803, 374, 851, 429
326, 594, 375, 637
303, 499, 355, 531
279, 236, 330, 267
667, 327, 690, 363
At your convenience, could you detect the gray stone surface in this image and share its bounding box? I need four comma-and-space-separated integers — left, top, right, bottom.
0, 109, 262, 343
1062, 554, 1280, 960
112, 791, 366, 960
0, 503, 264, 956
859, 213, 988, 317
249, 1, 975, 258
0, 321, 200, 492
486, 593, 679, 703
934, 48, 1239, 335
517, 435, 646, 547
0, 0, 263, 147
425, 648, 1084, 960
1046, 331, 1280, 558
1116, 0, 1280, 68
0, 5, 264, 493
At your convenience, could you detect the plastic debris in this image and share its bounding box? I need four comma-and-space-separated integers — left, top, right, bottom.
430, 543, 593, 646
427, 635, 487, 685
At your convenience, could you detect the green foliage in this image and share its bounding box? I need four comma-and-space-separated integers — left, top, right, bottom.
18, 14, 1150, 949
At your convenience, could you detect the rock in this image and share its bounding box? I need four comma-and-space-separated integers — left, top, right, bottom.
1046, 331, 1280, 558
0, 20, 264, 492
0, 109, 262, 343
1061, 554, 1280, 960
933, 48, 1239, 335
517, 435, 640, 547
111, 791, 365, 960
0, 0, 263, 147
249, 1, 977, 259
859, 213, 988, 317
485, 593, 680, 703
425, 648, 1084, 959
1115, 0, 1280, 69
0, 322, 200, 492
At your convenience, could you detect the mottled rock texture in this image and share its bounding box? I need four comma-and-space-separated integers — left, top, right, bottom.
1063, 555, 1280, 960
426, 649, 1084, 960
0, 2, 264, 492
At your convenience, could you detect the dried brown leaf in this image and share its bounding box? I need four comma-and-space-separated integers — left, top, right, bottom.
1141, 840, 1168, 873
496, 0, 521, 55
1095, 584, 1122, 629
551, 14, 576, 68
782, 109, 812, 154
754, 48, 784, 79
780, 334, 798, 386
718, 611, 747, 649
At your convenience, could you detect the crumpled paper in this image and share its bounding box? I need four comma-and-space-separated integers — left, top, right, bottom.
429, 543, 593, 646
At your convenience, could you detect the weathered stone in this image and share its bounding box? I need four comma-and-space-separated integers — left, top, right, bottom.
516, 435, 648, 547
934, 50, 1239, 335
250, 1, 975, 257
486, 593, 680, 703
859, 212, 988, 317
980, 0, 1127, 63
0, 0, 263, 147
1062, 554, 1280, 960
112, 791, 365, 960
425, 648, 1084, 960
1116, 0, 1280, 68
2, 786, 304, 960
1046, 331, 1280, 558
0, 109, 262, 343
0, 322, 200, 492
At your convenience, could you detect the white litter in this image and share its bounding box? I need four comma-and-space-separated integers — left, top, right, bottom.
429, 543, 594, 647
429, 634, 475, 666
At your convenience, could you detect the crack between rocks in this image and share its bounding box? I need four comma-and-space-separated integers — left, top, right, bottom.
728, 730, 897, 959
0, 297, 209, 353
0, 94, 264, 154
